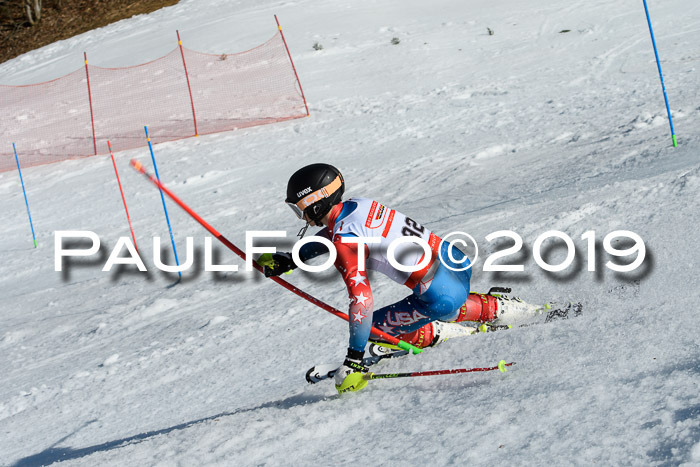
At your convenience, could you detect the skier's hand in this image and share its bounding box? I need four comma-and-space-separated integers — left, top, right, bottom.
335, 348, 369, 394
257, 252, 296, 277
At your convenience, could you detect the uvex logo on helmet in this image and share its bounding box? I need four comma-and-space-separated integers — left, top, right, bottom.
297, 187, 312, 198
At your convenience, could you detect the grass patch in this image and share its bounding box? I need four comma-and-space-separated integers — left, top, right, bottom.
0, 0, 179, 65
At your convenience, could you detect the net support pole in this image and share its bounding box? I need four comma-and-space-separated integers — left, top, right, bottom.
642, 0, 677, 147
176, 30, 198, 137
274, 15, 310, 117
12, 143, 37, 248
84, 52, 98, 155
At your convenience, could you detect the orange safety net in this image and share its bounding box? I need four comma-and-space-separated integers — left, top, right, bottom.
0, 32, 307, 172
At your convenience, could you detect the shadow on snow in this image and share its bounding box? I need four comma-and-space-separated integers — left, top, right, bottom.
12, 392, 329, 467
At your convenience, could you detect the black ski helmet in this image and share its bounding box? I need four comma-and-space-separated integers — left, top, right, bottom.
286, 163, 344, 226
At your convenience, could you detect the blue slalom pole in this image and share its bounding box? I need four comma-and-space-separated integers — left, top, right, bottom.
145, 126, 182, 279
643, 0, 677, 147
12, 143, 37, 248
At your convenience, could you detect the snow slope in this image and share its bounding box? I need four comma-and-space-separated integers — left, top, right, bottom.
1, 0, 699, 465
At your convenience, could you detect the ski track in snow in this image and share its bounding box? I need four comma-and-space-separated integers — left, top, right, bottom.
1, 0, 700, 465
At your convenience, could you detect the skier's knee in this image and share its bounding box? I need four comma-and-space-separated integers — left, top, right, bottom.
430, 287, 468, 321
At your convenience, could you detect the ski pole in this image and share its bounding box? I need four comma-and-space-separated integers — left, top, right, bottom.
364, 360, 514, 381
129, 159, 423, 355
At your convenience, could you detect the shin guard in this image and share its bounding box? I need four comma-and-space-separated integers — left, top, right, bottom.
395, 323, 435, 349
453, 293, 498, 323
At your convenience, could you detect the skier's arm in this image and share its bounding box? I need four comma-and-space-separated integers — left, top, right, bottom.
335, 239, 374, 354
298, 227, 332, 261
258, 227, 332, 277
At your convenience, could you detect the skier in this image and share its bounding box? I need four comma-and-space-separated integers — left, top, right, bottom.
259, 163, 539, 394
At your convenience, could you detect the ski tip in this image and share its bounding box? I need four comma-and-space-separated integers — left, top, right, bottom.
498, 360, 507, 373
305, 367, 316, 384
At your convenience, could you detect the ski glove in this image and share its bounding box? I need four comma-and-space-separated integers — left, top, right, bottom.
257, 252, 296, 277
335, 348, 369, 394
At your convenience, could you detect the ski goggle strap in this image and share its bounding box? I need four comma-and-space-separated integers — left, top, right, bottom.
286, 175, 343, 219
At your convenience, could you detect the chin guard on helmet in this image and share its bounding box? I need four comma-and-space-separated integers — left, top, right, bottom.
305, 196, 335, 226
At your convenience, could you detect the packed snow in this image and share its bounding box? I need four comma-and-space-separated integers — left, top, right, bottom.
1, 0, 699, 465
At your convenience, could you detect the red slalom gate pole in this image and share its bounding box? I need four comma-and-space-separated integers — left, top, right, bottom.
365, 361, 515, 381
129, 159, 422, 355
84, 52, 98, 156
176, 30, 198, 137
275, 15, 310, 117
108, 141, 138, 251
